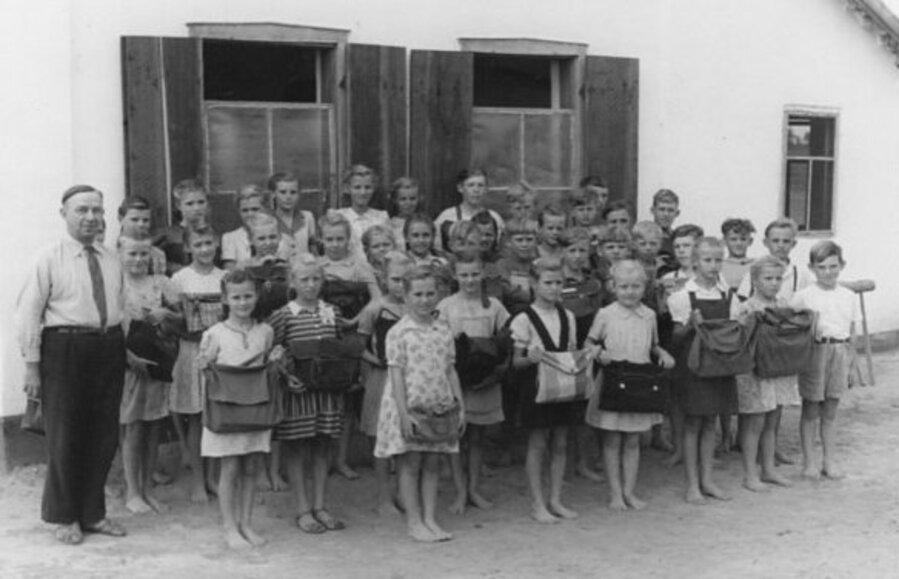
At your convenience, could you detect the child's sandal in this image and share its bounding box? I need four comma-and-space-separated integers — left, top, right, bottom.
296, 511, 326, 534
312, 508, 345, 531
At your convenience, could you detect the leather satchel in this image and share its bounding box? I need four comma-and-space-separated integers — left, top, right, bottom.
454, 328, 512, 391
535, 350, 594, 403
753, 307, 814, 378
126, 319, 178, 382
290, 332, 368, 392
322, 279, 370, 320
203, 362, 281, 433
408, 402, 462, 443
599, 361, 669, 414
687, 317, 756, 378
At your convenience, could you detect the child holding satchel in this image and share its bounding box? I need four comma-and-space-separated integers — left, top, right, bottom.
586, 260, 675, 510
198, 269, 282, 549
375, 265, 464, 542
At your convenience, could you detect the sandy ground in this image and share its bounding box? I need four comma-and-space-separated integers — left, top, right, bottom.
1, 352, 898, 579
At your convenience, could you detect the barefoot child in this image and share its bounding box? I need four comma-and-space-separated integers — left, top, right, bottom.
667, 237, 738, 503
375, 266, 464, 542
198, 269, 278, 548
587, 260, 675, 509
336, 165, 389, 257
170, 226, 226, 502
119, 235, 178, 514
509, 257, 580, 523
789, 241, 858, 480
270, 254, 348, 534
269, 172, 317, 255
357, 251, 410, 514
437, 252, 510, 514
731, 256, 795, 491
388, 177, 421, 251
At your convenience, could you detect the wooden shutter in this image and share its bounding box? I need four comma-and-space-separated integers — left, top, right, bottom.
582, 56, 639, 208
409, 50, 473, 217
348, 43, 407, 211
122, 36, 203, 227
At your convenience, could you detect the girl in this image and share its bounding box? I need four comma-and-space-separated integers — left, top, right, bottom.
118, 196, 166, 275
434, 169, 505, 252
198, 269, 278, 549
437, 252, 510, 514
586, 260, 675, 510
509, 257, 580, 523
357, 251, 411, 514
375, 266, 463, 542
388, 177, 421, 251
155, 179, 212, 275
667, 237, 738, 503
222, 184, 296, 268
362, 224, 398, 276
405, 214, 449, 269
170, 226, 226, 503
119, 235, 178, 514
336, 165, 389, 257
269, 172, 317, 255
269, 254, 347, 534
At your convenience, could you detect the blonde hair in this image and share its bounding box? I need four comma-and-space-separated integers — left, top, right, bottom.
750, 255, 786, 281
529, 256, 564, 281
246, 212, 279, 234
318, 210, 352, 239
631, 220, 663, 241
290, 253, 324, 280
342, 164, 378, 187
691, 236, 725, 261
610, 259, 648, 283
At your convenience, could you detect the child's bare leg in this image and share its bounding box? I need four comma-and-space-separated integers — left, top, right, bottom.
238, 454, 266, 547
699, 416, 730, 500
760, 411, 791, 486
664, 406, 685, 467
219, 456, 249, 549
820, 399, 842, 479
143, 420, 166, 512
602, 430, 626, 510
172, 413, 191, 470
467, 425, 493, 509
398, 452, 435, 542
622, 433, 646, 509
526, 429, 558, 523
650, 422, 674, 452
448, 449, 467, 514
682, 415, 705, 503
285, 440, 315, 526
548, 426, 577, 519
739, 413, 767, 492
575, 424, 602, 481
717, 413, 735, 454
185, 414, 207, 503
373, 433, 399, 515
422, 453, 453, 541
263, 441, 288, 491
800, 399, 821, 479
335, 408, 360, 480
123, 422, 152, 513
773, 405, 794, 465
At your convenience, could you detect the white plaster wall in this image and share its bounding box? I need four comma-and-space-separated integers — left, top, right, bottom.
2, 0, 897, 415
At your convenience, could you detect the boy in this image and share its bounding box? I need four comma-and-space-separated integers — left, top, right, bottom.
601, 200, 633, 231
536, 204, 567, 259
497, 218, 538, 316
720, 218, 756, 289
789, 241, 858, 480
567, 186, 600, 229
650, 189, 680, 260
580, 176, 610, 217
118, 196, 167, 275
737, 217, 811, 301
506, 182, 536, 222
658, 224, 703, 291
591, 224, 632, 304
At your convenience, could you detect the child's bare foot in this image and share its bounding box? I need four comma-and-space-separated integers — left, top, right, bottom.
125, 495, 153, 514
549, 501, 578, 519
424, 520, 453, 542
608, 497, 628, 511
152, 470, 173, 486
144, 493, 169, 513
821, 463, 845, 480
801, 466, 821, 480
335, 463, 360, 480
576, 463, 604, 482
531, 506, 560, 524
761, 471, 793, 487
685, 489, 708, 504
775, 450, 795, 465
225, 528, 251, 550
239, 525, 267, 548
189, 484, 209, 504
623, 494, 648, 510
663, 452, 683, 468
377, 500, 401, 517
700, 483, 732, 501
448, 493, 467, 515
468, 489, 494, 510
742, 478, 770, 493
270, 474, 288, 492
651, 437, 675, 453
408, 522, 439, 542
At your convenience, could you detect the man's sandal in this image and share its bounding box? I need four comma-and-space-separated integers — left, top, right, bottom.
312, 508, 345, 531
83, 519, 127, 537
54, 523, 84, 545
295, 511, 326, 534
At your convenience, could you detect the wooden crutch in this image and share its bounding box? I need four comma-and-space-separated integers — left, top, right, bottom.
841, 279, 876, 386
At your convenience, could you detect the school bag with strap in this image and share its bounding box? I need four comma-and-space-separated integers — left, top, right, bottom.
524, 305, 594, 404
598, 360, 670, 414
686, 292, 757, 378
753, 307, 814, 378
289, 329, 368, 392
246, 260, 291, 320
203, 361, 282, 433
321, 278, 370, 320
454, 304, 513, 391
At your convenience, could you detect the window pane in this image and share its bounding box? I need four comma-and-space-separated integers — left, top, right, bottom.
203, 39, 318, 103
808, 117, 835, 157
472, 112, 521, 187
787, 119, 811, 156
524, 113, 573, 187
809, 160, 834, 231
474, 55, 551, 108
785, 160, 809, 229
206, 107, 269, 192
271, 108, 331, 213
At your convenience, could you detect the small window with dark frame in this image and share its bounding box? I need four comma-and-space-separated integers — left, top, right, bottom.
784, 114, 836, 232
203, 39, 319, 103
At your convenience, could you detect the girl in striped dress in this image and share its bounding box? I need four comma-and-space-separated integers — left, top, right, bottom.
268, 254, 346, 534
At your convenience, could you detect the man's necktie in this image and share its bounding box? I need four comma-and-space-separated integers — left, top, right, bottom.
84, 245, 108, 328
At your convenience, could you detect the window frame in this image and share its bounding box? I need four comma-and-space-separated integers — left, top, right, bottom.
781, 106, 840, 236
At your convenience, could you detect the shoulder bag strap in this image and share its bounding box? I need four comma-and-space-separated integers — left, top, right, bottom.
556, 304, 570, 351
523, 306, 558, 352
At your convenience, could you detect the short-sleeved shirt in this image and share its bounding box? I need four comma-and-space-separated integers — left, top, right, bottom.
386, 316, 456, 410
722, 256, 754, 290
199, 321, 274, 368
221, 227, 297, 263
667, 277, 734, 325
436, 294, 510, 339
336, 207, 389, 257
434, 205, 505, 252
509, 304, 576, 353
587, 302, 657, 363
789, 284, 858, 340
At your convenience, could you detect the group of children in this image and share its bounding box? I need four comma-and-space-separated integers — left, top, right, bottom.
111, 166, 860, 547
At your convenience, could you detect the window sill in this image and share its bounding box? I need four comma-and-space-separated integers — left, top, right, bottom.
797, 230, 834, 239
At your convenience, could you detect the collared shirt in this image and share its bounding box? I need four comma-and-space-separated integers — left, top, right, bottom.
335, 207, 389, 257
667, 277, 732, 325
221, 227, 297, 264
789, 284, 858, 340
587, 302, 657, 363
721, 256, 754, 289
17, 238, 125, 362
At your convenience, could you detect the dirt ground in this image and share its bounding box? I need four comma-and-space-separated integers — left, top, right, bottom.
1, 352, 898, 579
